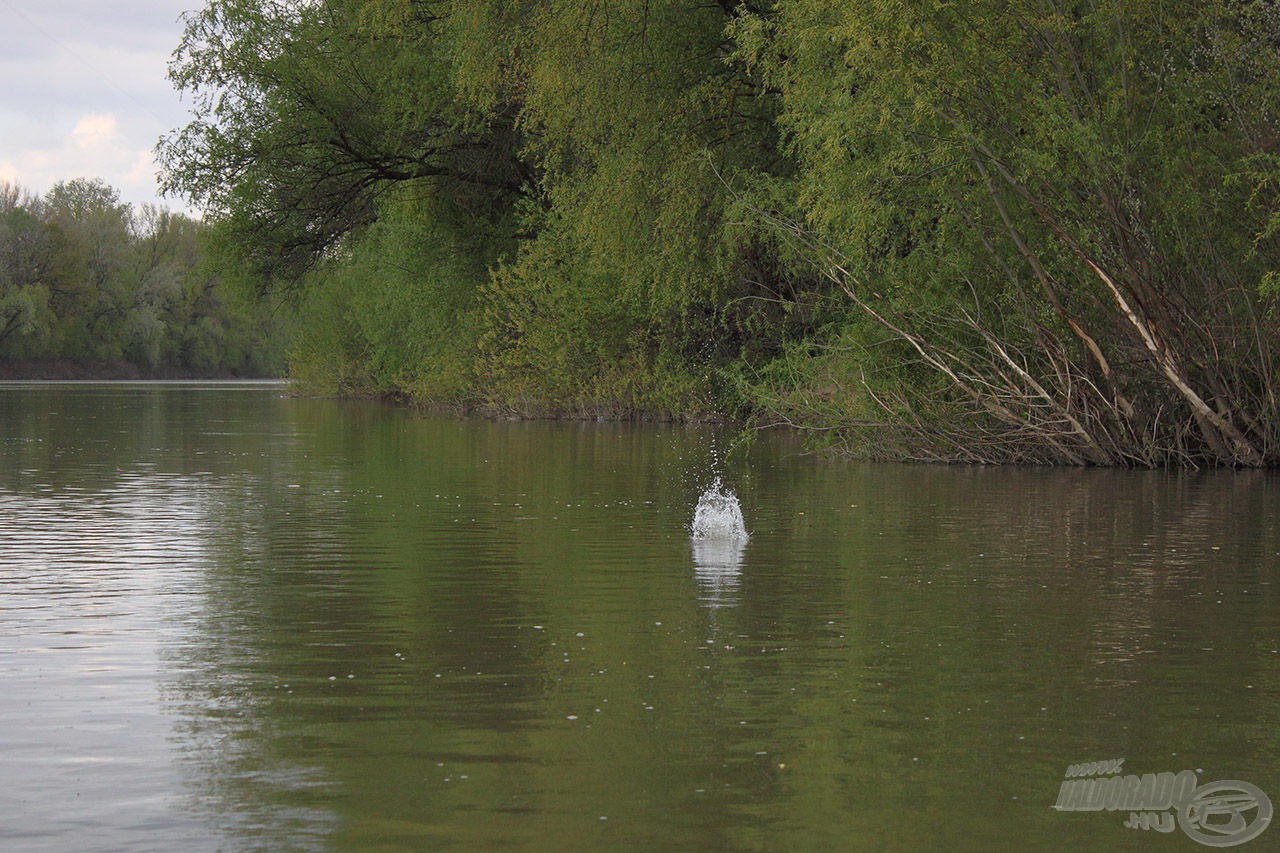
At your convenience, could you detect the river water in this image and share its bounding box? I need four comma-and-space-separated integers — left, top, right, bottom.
1, 382, 1277, 850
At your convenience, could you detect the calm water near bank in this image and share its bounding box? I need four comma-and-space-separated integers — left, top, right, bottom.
2, 382, 1278, 850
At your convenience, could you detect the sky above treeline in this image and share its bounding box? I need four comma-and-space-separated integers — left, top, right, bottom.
0, 0, 198, 212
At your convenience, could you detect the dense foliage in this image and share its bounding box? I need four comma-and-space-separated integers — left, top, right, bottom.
0, 179, 284, 376
161, 0, 1280, 465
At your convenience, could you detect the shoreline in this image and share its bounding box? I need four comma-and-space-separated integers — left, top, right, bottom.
0, 360, 282, 382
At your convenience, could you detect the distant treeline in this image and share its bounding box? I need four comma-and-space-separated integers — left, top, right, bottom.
160, 1, 1280, 466
0, 178, 284, 377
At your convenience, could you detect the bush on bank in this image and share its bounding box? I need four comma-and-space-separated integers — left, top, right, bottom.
161, 1, 1280, 465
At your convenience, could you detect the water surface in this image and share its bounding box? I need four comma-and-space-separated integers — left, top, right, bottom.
2, 382, 1277, 849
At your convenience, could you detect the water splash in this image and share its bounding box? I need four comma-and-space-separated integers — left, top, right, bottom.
690, 478, 748, 541
691, 478, 747, 610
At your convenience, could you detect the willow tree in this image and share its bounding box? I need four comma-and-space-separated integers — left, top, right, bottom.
158, 0, 528, 282
160, 0, 797, 413
450, 0, 793, 416
158, 0, 536, 398
733, 0, 1280, 466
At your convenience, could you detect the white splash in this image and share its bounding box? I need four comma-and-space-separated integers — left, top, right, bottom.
690, 478, 748, 541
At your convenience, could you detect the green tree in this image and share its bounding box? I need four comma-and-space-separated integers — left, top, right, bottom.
0, 183, 55, 354
158, 0, 528, 282
42, 178, 135, 362
158, 0, 1280, 464
0, 178, 284, 376
733, 0, 1280, 466
456, 0, 795, 417
162, 0, 801, 415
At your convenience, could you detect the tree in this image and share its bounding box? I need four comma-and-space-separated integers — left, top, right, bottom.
733, 0, 1280, 466
41, 178, 135, 361
158, 0, 1280, 463
158, 0, 528, 283
459, 0, 790, 415
0, 185, 54, 353
0, 178, 284, 376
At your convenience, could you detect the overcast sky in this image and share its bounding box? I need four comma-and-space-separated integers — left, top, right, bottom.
0, 0, 200, 212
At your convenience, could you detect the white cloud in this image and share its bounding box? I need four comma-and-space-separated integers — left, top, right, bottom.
72, 114, 120, 149
0, 112, 162, 210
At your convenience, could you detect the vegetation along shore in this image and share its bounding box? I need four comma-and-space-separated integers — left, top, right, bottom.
8, 2, 1280, 467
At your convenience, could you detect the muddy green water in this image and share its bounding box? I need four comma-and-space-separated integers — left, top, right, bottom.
2, 382, 1278, 850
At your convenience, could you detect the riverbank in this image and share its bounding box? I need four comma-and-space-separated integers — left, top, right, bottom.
0, 360, 281, 381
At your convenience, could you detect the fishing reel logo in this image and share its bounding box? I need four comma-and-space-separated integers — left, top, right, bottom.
1053, 760, 1272, 847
